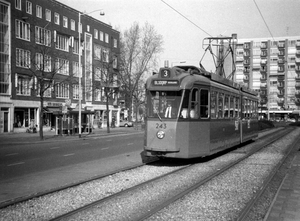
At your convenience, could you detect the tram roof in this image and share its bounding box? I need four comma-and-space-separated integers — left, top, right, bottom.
147, 65, 258, 96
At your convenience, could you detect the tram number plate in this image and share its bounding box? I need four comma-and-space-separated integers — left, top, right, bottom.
156, 123, 166, 129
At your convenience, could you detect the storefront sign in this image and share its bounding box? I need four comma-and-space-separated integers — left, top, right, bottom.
44, 102, 63, 107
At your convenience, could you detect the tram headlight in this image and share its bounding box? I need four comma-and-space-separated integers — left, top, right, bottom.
156, 131, 165, 139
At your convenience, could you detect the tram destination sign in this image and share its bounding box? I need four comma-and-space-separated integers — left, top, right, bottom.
152, 80, 179, 86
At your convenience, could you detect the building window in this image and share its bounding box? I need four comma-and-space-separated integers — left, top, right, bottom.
55, 83, 69, 98
16, 74, 31, 96
35, 79, 52, 97
73, 84, 79, 99
94, 67, 101, 81
113, 38, 117, 48
36, 5, 42, 18
95, 88, 101, 101
15, 0, 21, 10
70, 19, 75, 31
16, 48, 31, 68
55, 58, 69, 75
35, 26, 51, 46
94, 44, 101, 60
63, 16, 68, 28
105, 33, 109, 43
35, 53, 51, 72
45, 9, 51, 22
72, 61, 79, 77
94, 29, 98, 39
26, 1, 32, 14
102, 48, 109, 62
55, 34, 69, 52
73, 39, 79, 54
15, 19, 30, 41
0, 2, 10, 94
100, 31, 103, 41
87, 25, 90, 32
113, 56, 117, 69
54, 13, 59, 25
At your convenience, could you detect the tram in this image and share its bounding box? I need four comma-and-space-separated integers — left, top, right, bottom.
144, 65, 259, 159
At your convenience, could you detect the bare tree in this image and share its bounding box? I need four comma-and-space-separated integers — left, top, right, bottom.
15, 23, 76, 140
119, 22, 163, 121
93, 52, 120, 133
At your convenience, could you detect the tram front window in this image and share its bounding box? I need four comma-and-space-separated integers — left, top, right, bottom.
147, 91, 182, 119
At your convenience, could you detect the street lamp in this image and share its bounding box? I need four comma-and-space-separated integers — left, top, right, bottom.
78, 9, 104, 138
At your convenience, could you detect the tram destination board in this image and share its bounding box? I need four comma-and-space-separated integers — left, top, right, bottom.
152, 80, 179, 86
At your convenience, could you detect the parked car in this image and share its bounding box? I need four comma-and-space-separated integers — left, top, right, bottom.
119, 120, 133, 127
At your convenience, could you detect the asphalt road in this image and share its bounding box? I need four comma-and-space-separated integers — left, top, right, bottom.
0, 133, 144, 180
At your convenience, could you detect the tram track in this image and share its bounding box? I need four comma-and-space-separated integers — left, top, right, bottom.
0, 127, 298, 221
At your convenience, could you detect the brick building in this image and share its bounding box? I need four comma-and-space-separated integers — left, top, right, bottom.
0, 0, 120, 133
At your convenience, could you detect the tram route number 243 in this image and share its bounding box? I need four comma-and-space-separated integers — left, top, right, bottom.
156, 123, 167, 129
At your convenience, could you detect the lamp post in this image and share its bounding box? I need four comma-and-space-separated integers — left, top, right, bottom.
78, 9, 104, 138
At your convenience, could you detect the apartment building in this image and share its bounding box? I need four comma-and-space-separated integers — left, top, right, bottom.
0, 0, 120, 133
234, 36, 300, 119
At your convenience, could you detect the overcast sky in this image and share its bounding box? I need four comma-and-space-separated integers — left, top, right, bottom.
58, 0, 300, 70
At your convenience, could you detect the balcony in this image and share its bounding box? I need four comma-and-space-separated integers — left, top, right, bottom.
277, 99, 284, 105
278, 66, 285, 72
278, 59, 285, 64
277, 83, 284, 88
296, 83, 300, 88
296, 76, 300, 81
296, 41, 300, 48
296, 50, 300, 56
278, 50, 285, 56
278, 42, 285, 48
277, 92, 284, 97
260, 59, 267, 64
296, 58, 300, 64
295, 92, 300, 98
260, 67, 267, 72
243, 76, 249, 81
243, 44, 250, 49
295, 66, 300, 72
260, 76, 267, 81
295, 98, 300, 104
260, 83, 267, 88
261, 51, 267, 57
243, 68, 250, 73
260, 43, 267, 49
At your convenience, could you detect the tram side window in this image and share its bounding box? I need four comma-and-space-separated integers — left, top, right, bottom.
218, 93, 224, 118
190, 88, 199, 119
235, 97, 240, 118
230, 96, 234, 118
200, 89, 209, 118
210, 91, 217, 119
180, 90, 190, 118
224, 95, 230, 118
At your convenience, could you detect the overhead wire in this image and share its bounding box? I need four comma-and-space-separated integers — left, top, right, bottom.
160, 0, 212, 36
252, 0, 275, 41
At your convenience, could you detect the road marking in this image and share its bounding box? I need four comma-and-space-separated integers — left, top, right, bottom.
50, 147, 60, 149
127, 143, 134, 145
63, 153, 75, 157
101, 147, 109, 150
7, 162, 25, 167
5, 153, 19, 156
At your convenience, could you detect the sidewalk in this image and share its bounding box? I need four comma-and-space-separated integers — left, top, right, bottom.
0, 126, 144, 145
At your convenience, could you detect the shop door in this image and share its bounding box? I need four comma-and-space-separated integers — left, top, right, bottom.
4, 112, 8, 132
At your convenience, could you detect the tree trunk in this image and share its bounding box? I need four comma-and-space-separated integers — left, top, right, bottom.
39, 98, 44, 140
106, 92, 110, 133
